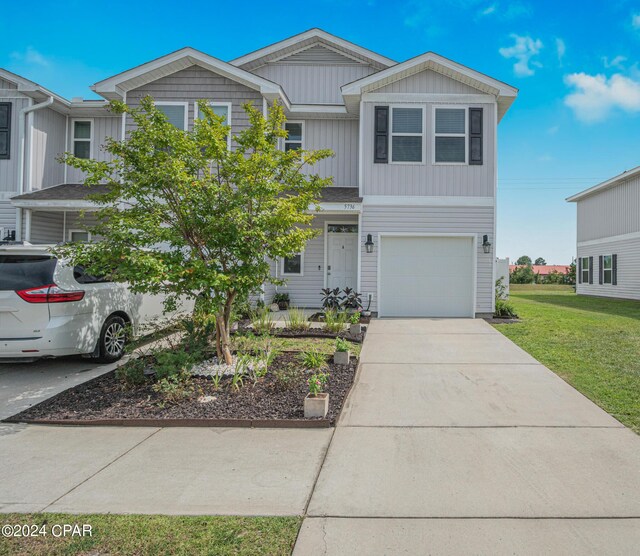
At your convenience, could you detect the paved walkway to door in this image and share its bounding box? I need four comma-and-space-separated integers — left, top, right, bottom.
294, 318, 640, 555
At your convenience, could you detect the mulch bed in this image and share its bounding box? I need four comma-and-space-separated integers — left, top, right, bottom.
7, 352, 358, 427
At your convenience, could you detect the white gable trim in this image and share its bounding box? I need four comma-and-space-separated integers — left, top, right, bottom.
567, 165, 640, 202
271, 42, 367, 65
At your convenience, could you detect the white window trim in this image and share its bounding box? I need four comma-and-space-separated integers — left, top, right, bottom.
284, 120, 304, 152
603, 254, 613, 285
154, 101, 189, 130
193, 101, 232, 150
68, 229, 92, 242
581, 256, 590, 283
281, 251, 304, 277
432, 105, 468, 166
71, 118, 94, 159
389, 105, 425, 165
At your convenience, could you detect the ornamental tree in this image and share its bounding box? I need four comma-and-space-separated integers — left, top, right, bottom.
57, 98, 332, 364
534, 257, 546, 265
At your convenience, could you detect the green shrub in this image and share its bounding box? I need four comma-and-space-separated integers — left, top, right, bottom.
494, 298, 518, 318
154, 349, 198, 380
152, 372, 194, 404
307, 372, 328, 396
115, 358, 147, 387
285, 306, 310, 332
349, 311, 361, 324
274, 364, 303, 391
251, 307, 275, 335
335, 337, 350, 352
324, 309, 347, 333
299, 349, 328, 370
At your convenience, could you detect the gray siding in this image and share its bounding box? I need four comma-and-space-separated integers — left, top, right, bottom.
253, 63, 375, 104
276, 214, 357, 308
361, 101, 496, 197
577, 237, 640, 301
0, 78, 18, 89
0, 97, 30, 193
66, 116, 120, 185
373, 69, 482, 94
29, 210, 98, 244
0, 199, 17, 237
302, 119, 358, 186
126, 65, 263, 143
31, 107, 66, 190
577, 175, 640, 241
360, 205, 494, 314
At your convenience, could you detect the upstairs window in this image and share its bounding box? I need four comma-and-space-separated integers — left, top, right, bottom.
0, 102, 11, 159
284, 122, 303, 152
603, 255, 612, 284
196, 102, 232, 149
155, 102, 188, 130
391, 107, 423, 163
580, 256, 590, 284
434, 107, 466, 164
72, 120, 92, 159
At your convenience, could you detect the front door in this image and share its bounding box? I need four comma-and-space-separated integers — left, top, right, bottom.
327, 224, 358, 291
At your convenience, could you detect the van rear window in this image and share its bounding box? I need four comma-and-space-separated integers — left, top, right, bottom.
0, 255, 57, 290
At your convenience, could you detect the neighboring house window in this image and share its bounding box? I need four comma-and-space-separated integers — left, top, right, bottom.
391, 107, 423, 163
195, 101, 232, 149
284, 122, 304, 151
73, 120, 92, 159
580, 256, 589, 284
155, 102, 188, 130
0, 102, 11, 160
434, 107, 466, 164
69, 230, 91, 243
603, 255, 613, 284
281, 252, 304, 276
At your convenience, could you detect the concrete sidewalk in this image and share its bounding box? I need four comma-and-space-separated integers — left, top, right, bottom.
294, 318, 640, 555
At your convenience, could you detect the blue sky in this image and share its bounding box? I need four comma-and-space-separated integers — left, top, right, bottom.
3, 0, 640, 264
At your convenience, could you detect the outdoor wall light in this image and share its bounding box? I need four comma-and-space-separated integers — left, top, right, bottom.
482, 234, 492, 254
365, 234, 374, 253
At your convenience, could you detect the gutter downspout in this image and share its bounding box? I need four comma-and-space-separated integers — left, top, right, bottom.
16, 95, 54, 241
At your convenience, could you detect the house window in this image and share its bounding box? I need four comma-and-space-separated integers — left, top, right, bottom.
281, 252, 304, 276
195, 102, 232, 149
69, 230, 91, 243
603, 255, 612, 284
391, 107, 423, 163
155, 102, 188, 130
581, 256, 589, 284
284, 122, 303, 152
434, 107, 467, 164
72, 120, 92, 159
0, 102, 11, 160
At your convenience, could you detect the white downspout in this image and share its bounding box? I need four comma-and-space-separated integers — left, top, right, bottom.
16, 95, 54, 240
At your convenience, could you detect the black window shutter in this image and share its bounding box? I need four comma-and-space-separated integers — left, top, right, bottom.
0, 102, 11, 160
374, 106, 388, 164
469, 107, 483, 165
588, 256, 593, 284
578, 258, 582, 284
599, 255, 603, 284
612, 254, 617, 285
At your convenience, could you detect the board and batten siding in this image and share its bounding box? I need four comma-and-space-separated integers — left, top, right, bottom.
576, 237, 640, 300
373, 69, 482, 95
361, 101, 496, 196
276, 214, 357, 308
126, 66, 263, 141
253, 63, 375, 105
0, 97, 30, 193
0, 78, 18, 89
66, 116, 120, 185
360, 205, 495, 315
30, 107, 66, 190
576, 175, 640, 241
302, 119, 358, 187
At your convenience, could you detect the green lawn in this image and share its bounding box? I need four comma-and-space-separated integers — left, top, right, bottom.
0, 514, 301, 556
494, 288, 640, 433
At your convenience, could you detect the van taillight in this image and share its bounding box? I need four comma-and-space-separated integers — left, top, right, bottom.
16, 284, 85, 303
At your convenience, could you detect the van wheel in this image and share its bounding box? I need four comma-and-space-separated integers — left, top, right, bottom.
96, 315, 128, 363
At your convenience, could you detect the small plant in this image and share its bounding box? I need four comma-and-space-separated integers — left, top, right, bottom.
335, 337, 350, 353
299, 349, 328, 371
251, 307, 275, 335
324, 309, 347, 333
116, 358, 147, 387
154, 349, 198, 381
211, 371, 223, 390
494, 298, 518, 318
307, 372, 328, 396
272, 292, 290, 309
320, 287, 341, 310
231, 354, 251, 390
341, 288, 362, 311
285, 306, 310, 332
349, 311, 361, 324
274, 364, 303, 391
152, 372, 194, 404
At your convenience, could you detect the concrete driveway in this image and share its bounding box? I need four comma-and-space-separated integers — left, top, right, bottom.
294, 318, 640, 555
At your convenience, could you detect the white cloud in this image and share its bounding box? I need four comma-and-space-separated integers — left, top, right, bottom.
632, 13, 640, 29
479, 3, 497, 16
564, 72, 640, 122
10, 46, 50, 67
499, 34, 543, 77
603, 55, 627, 70
555, 38, 566, 65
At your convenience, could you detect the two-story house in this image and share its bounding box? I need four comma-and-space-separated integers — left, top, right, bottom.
0, 28, 517, 317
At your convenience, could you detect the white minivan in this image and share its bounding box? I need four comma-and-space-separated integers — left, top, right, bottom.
0, 244, 191, 362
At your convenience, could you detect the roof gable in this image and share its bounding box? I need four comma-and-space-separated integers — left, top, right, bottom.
275, 44, 364, 65
567, 165, 640, 202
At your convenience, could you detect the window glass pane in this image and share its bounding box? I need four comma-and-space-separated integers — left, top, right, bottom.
198, 104, 229, 125
392, 108, 422, 133
74, 141, 90, 159
603, 255, 612, 270
285, 142, 302, 152
157, 104, 186, 129
285, 123, 302, 141
436, 108, 465, 134
604, 269, 612, 284
327, 224, 358, 233
74, 121, 91, 139
0, 105, 9, 128
435, 136, 465, 163
0, 131, 7, 156
70, 231, 90, 242
283, 254, 302, 274
392, 136, 422, 162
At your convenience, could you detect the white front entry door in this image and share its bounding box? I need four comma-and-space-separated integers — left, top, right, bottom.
327, 230, 358, 291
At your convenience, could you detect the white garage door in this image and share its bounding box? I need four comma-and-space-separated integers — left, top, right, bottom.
379, 236, 475, 317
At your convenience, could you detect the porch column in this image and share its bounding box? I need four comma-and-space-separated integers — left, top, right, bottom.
24, 209, 32, 243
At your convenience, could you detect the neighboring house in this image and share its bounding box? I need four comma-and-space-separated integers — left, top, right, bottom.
567, 166, 640, 300
509, 264, 570, 278
0, 28, 518, 317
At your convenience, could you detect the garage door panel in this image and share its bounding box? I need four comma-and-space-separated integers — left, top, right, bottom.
379, 236, 474, 318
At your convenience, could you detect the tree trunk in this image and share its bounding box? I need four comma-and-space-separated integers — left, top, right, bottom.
217, 313, 233, 365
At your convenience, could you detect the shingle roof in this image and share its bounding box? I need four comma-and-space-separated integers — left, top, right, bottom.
318, 187, 361, 203
11, 183, 111, 201
509, 265, 570, 275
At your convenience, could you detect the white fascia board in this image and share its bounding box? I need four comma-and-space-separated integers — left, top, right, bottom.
567, 165, 640, 202
287, 104, 348, 115
11, 200, 100, 210
362, 195, 494, 207
362, 93, 497, 104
